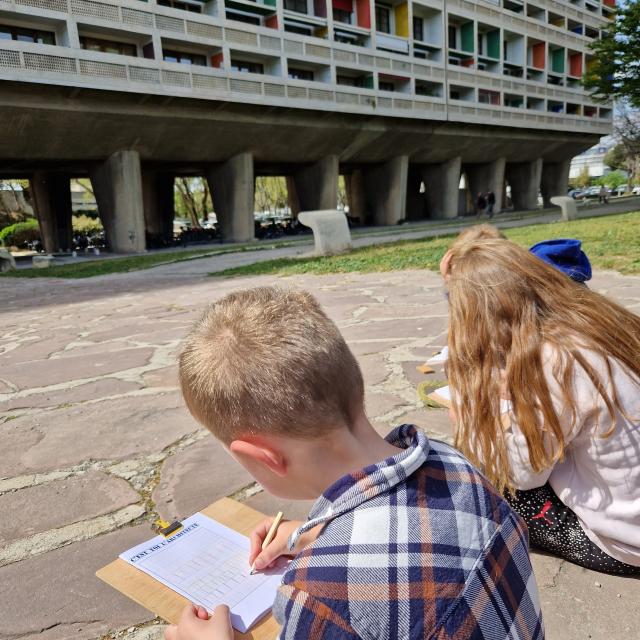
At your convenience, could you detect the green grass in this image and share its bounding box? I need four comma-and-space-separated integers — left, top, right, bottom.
216, 211, 640, 278
0, 241, 297, 279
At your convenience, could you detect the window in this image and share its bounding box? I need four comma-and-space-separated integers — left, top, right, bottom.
285, 23, 313, 35
80, 36, 136, 56
379, 80, 395, 91
478, 89, 500, 105
375, 5, 390, 34
225, 10, 261, 24
288, 67, 314, 80
157, 0, 202, 12
163, 49, 206, 65
337, 75, 365, 87
230, 59, 264, 74
0, 24, 55, 45
448, 25, 457, 49
413, 16, 423, 42
477, 33, 483, 55
284, 0, 308, 13
333, 8, 352, 23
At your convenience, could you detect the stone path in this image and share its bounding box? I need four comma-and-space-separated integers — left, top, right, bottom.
1, 258, 639, 640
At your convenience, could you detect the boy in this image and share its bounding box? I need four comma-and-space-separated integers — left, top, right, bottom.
168, 287, 544, 640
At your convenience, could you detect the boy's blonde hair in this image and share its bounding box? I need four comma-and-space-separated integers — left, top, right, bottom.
179, 286, 364, 442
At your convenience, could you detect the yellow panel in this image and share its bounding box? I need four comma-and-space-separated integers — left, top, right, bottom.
394, 2, 408, 38
315, 25, 328, 37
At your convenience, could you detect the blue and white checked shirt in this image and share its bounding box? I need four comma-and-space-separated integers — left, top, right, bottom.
272, 425, 544, 639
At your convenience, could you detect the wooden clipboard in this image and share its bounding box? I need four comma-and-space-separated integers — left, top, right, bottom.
96, 497, 280, 640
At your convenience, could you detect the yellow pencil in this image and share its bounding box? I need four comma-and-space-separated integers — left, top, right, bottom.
250, 511, 284, 575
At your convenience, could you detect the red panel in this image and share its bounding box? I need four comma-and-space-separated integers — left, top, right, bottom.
461, 57, 474, 68
355, 0, 370, 28
211, 52, 224, 68
532, 42, 545, 69
603, 0, 615, 6
265, 14, 278, 28
333, 0, 352, 11
569, 53, 582, 77
314, 0, 326, 17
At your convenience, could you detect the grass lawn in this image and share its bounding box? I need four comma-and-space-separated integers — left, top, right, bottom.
0, 241, 296, 279
216, 211, 640, 278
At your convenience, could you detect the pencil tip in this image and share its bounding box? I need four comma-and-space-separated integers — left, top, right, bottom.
249, 569, 256, 575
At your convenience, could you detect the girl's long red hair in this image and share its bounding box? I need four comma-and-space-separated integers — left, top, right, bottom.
445, 237, 640, 493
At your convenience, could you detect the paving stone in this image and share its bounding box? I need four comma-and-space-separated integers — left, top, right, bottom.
391, 407, 454, 439
153, 438, 253, 521
364, 391, 411, 420
142, 365, 179, 389
531, 552, 640, 640
0, 471, 140, 544
243, 491, 315, 524
401, 360, 433, 388
0, 378, 141, 412
340, 318, 436, 342
0, 524, 153, 640
358, 353, 390, 388
2, 392, 198, 476
1, 347, 155, 390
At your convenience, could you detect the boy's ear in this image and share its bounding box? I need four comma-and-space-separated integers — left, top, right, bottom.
228, 439, 287, 477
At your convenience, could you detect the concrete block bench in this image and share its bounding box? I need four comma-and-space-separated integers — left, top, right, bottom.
298, 210, 352, 256
550, 196, 577, 221
0, 248, 16, 272
32, 254, 61, 269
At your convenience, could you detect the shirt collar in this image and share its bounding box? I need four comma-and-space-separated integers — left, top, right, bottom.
288, 425, 430, 550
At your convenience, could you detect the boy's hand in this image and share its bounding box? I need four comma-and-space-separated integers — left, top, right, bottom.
249, 518, 322, 572
165, 604, 233, 640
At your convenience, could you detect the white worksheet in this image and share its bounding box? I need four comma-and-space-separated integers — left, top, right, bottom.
432, 384, 512, 414
120, 513, 287, 632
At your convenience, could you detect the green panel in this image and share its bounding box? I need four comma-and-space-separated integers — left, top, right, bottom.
552, 47, 565, 73
363, 74, 374, 89
487, 29, 500, 59
460, 22, 474, 53
264, 0, 276, 6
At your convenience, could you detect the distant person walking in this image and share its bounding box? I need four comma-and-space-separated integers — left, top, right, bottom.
599, 185, 608, 204
486, 190, 496, 218
475, 192, 487, 218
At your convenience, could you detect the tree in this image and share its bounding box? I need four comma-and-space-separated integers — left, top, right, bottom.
604, 143, 626, 171
598, 169, 627, 189
174, 177, 211, 227
576, 166, 591, 188
583, 2, 640, 106
615, 107, 640, 186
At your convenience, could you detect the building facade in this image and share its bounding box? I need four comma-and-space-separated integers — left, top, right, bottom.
0, 0, 614, 251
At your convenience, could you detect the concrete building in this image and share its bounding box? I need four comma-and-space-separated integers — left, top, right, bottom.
0, 0, 614, 252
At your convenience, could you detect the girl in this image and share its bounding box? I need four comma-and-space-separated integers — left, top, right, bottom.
441, 237, 640, 575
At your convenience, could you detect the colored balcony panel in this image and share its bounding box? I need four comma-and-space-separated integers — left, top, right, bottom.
603, 0, 615, 7
569, 53, 582, 77
394, 2, 409, 37
355, 0, 371, 28
460, 21, 474, 53
532, 41, 545, 69
551, 47, 565, 73
487, 29, 500, 59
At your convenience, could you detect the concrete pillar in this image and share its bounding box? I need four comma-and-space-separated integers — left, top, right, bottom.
405, 165, 426, 221
285, 175, 301, 218
422, 157, 461, 220
540, 159, 571, 208
142, 171, 174, 247
506, 159, 542, 210
344, 170, 366, 223
362, 155, 409, 226
465, 157, 506, 213
291, 155, 339, 211
206, 152, 254, 243
90, 150, 146, 253
30, 171, 73, 254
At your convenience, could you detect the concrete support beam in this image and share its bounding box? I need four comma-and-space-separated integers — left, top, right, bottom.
465, 157, 506, 213
344, 170, 366, 223
291, 155, 339, 212
405, 165, 426, 221
285, 175, 300, 219
142, 171, 174, 247
90, 150, 146, 253
206, 152, 254, 243
541, 159, 571, 208
362, 156, 409, 226
31, 171, 73, 254
506, 159, 543, 210
422, 157, 461, 220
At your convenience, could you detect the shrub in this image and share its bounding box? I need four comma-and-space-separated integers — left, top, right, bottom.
72, 214, 103, 234
0, 218, 40, 248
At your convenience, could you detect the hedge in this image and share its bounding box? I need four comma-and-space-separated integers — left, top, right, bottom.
0, 218, 40, 248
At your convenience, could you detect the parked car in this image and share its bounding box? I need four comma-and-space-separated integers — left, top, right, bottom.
632, 185, 640, 195
611, 184, 628, 196
568, 189, 585, 199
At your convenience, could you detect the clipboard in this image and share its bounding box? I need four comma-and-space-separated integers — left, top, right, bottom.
96, 497, 281, 640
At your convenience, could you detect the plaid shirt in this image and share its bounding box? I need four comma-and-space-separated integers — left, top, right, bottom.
272, 425, 544, 639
